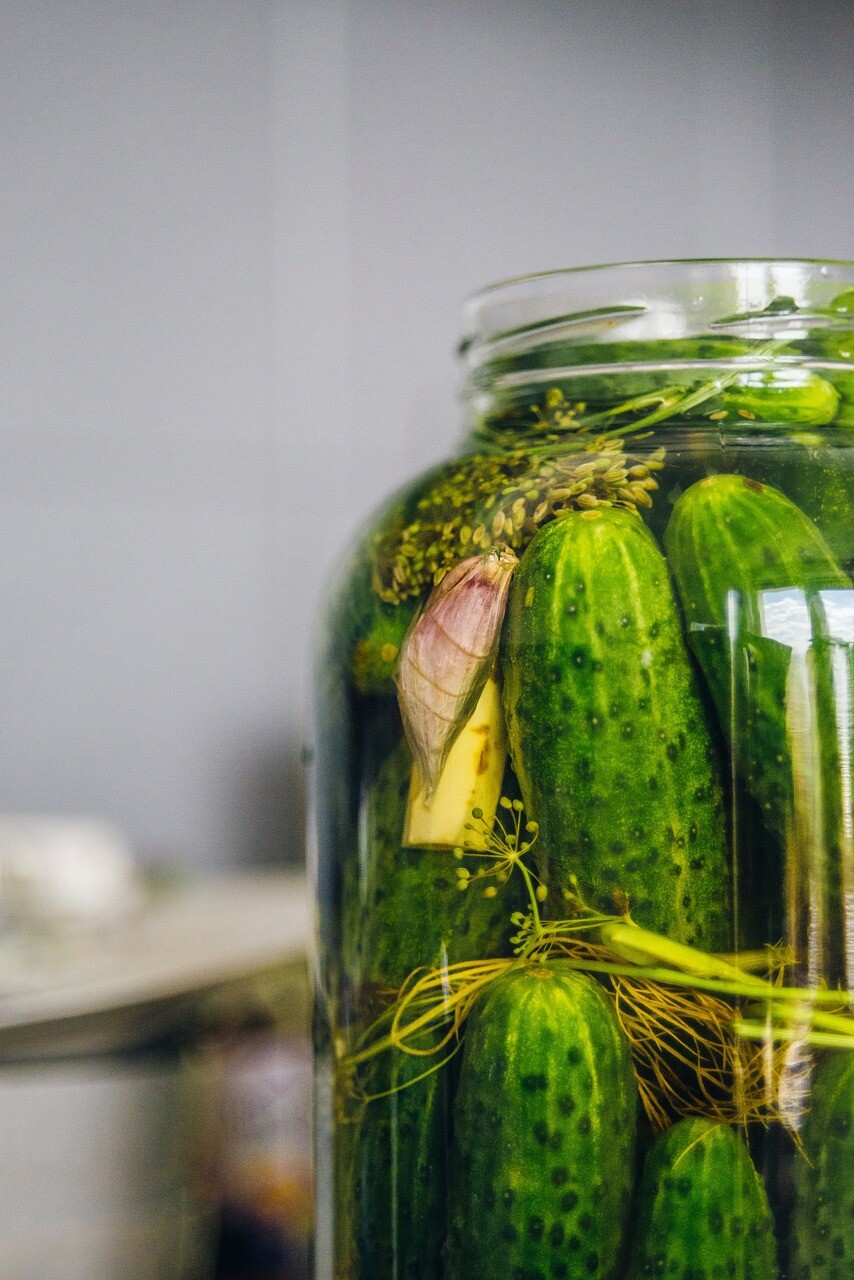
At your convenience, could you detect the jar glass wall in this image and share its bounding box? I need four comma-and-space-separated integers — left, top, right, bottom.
312, 260, 854, 1280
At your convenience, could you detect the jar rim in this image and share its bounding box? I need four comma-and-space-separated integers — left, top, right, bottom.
466, 257, 854, 306
461, 258, 854, 367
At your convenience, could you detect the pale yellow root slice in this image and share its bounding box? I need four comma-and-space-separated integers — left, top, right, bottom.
403, 673, 506, 850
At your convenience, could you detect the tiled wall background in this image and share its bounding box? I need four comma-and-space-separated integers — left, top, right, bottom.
1, 0, 851, 869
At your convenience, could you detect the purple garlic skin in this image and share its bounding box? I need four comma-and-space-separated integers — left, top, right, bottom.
395, 545, 518, 794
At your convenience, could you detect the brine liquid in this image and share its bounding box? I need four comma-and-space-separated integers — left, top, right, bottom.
312, 427, 854, 1280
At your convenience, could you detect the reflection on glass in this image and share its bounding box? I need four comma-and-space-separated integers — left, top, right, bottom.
314, 264, 854, 1280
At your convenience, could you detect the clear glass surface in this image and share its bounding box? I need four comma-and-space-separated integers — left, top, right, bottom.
312, 261, 854, 1280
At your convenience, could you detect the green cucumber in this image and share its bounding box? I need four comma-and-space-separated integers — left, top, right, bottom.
480, 335, 839, 433
628, 1117, 777, 1280
338, 519, 419, 695
479, 337, 759, 434
720, 368, 840, 427
351, 594, 417, 695
445, 961, 638, 1280
791, 1051, 854, 1279
664, 476, 851, 978
664, 474, 848, 829
343, 723, 520, 991
792, 296, 854, 417
340, 1031, 450, 1280
339, 710, 521, 1280
501, 506, 730, 948
759, 432, 854, 572
828, 289, 854, 315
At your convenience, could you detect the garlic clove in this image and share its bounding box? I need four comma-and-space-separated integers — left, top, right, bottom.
395, 545, 518, 793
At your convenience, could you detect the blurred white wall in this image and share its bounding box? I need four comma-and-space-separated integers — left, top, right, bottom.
0, 0, 851, 869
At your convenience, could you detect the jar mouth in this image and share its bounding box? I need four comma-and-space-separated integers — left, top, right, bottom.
459, 260, 854, 445
466, 256, 854, 301
462, 258, 854, 365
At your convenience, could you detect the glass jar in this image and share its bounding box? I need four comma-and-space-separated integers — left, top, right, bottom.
311, 260, 854, 1280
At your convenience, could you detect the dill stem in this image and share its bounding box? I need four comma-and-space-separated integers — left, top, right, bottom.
517, 859, 543, 936
554, 954, 851, 1007
597, 921, 755, 985
716, 949, 790, 973
495, 338, 789, 451
749, 1004, 854, 1038
734, 1021, 854, 1050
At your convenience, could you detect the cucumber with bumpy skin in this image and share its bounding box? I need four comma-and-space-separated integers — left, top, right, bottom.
628, 1117, 777, 1280
720, 368, 840, 426
665, 475, 851, 978
351, 595, 416, 694
759, 431, 854, 571
339, 705, 521, 1280
665, 475, 848, 830
445, 961, 638, 1280
791, 1051, 854, 1280
340, 1029, 450, 1280
793, 291, 854, 418
343, 716, 519, 991
501, 506, 730, 948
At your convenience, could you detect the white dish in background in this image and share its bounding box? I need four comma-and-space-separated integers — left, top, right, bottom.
0, 815, 142, 930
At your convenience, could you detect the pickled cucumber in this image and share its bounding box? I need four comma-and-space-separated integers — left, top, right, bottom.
343, 716, 519, 990
665, 475, 852, 978
342, 1031, 450, 1280
791, 1051, 854, 1279
628, 1118, 777, 1280
501, 507, 730, 947
445, 961, 638, 1280
339, 705, 520, 1280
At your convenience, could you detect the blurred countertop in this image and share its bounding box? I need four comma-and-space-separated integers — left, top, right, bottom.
0, 872, 310, 1061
